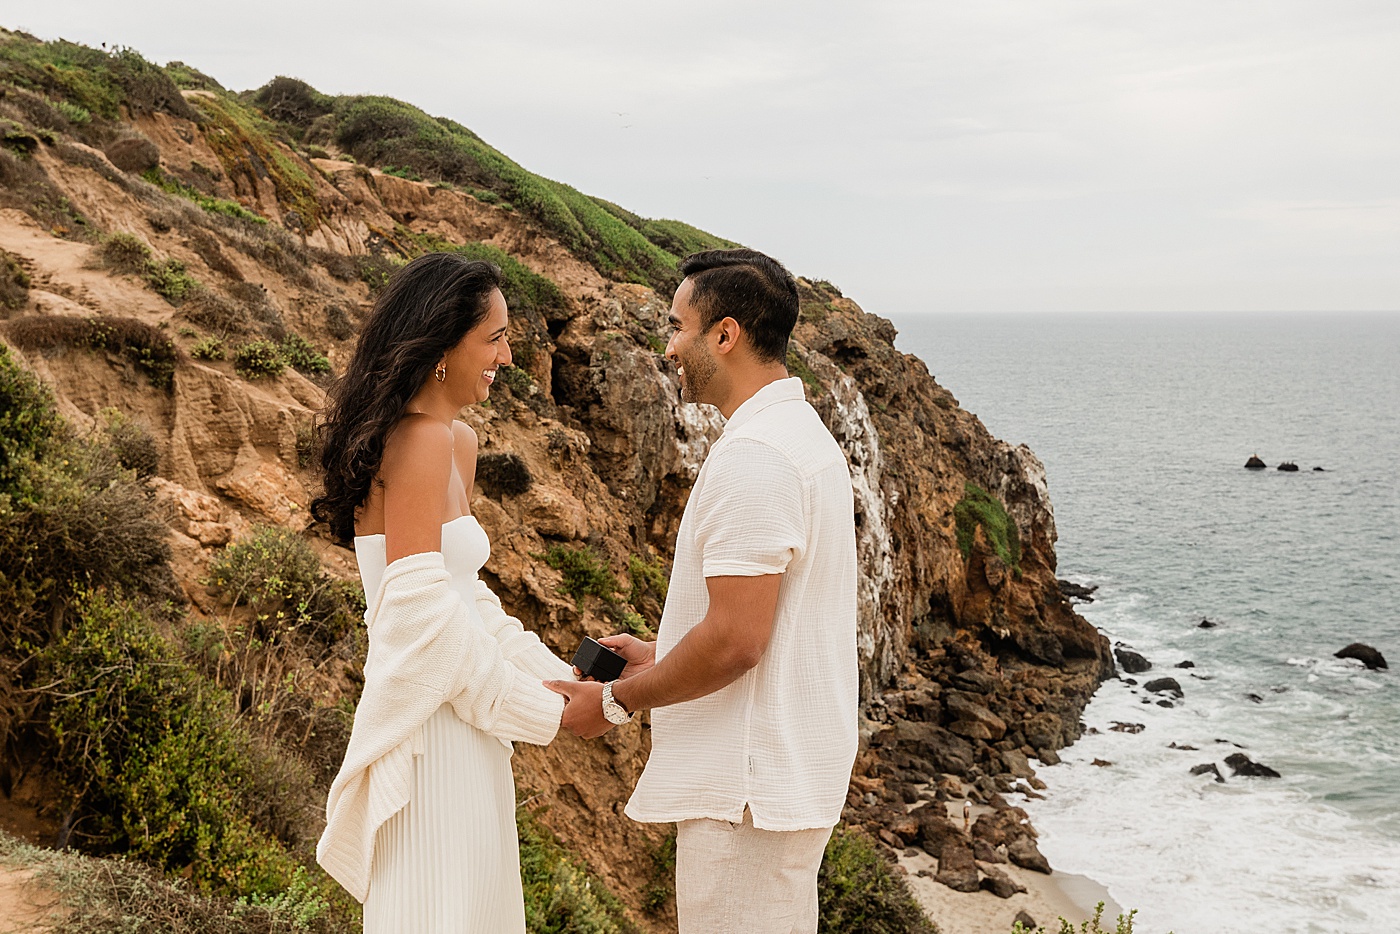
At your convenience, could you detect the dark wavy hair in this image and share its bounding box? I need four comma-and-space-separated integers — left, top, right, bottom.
311, 253, 503, 543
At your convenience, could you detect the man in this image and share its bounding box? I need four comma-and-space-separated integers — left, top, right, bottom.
545, 248, 859, 934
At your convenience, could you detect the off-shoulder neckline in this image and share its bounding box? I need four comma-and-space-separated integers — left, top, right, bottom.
353, 514, 479, 542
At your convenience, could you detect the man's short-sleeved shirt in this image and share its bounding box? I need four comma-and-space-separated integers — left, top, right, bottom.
625, 377, 859, 831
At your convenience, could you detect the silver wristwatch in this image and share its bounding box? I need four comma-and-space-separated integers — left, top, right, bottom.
601, 682, 632, 725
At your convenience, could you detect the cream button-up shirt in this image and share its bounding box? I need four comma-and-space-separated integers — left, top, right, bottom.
625, 377, 859, 831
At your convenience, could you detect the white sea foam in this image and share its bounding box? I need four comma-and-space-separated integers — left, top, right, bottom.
1024, 584, 1400, 934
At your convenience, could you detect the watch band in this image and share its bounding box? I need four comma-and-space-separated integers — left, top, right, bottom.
602, 682, 632, 724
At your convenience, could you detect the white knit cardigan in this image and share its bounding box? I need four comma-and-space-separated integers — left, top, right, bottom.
315, 550, 571, 902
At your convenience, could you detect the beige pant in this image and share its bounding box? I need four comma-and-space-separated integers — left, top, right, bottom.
675, 809, 833, 934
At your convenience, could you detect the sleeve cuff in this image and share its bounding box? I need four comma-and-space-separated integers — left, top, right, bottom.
482, 666, 563, 746
500, 632, 577, 681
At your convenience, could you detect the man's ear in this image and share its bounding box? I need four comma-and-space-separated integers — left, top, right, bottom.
713, 316, 743, 356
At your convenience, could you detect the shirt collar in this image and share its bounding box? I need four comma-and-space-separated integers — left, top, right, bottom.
722, 377, 805, 434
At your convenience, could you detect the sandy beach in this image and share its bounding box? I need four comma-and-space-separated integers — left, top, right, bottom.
898, 845, 1120, 934
887, 797, 1121, 933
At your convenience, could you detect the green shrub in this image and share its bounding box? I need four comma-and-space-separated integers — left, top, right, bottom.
163, 59, 225, 93
324, 302, 355, 339
1012, 903, 1141, 934
0, 340, 61, 482
99, 407, 159, 479
208, 525, 360, 645
144, 257, 200, 303
787, 348, 823, 396
499, 364, 535, 397
517, 806, 638, 934
357, 253, 399, 293
381, 164, 422, 181
0, 829, 345, 934
641, 831, 676, 915
249, 76, 333, 130
0, 247, 29, 309
279, 333, 331, 375
53, 99, 91, 124
95, 231, 152, 274
398, 228, 567, 317
141, 167, 266, 224
233, 339, 286, 379
0, 358, 173, 631
953, 482, 1021, 573
191, 335, 226, 360
185, 288, 255, 336
35, 589, 299, 896
539, 544, 620, 610
625, 553, 667, 636
3, 314, 179, 389
817, 827, 938, 934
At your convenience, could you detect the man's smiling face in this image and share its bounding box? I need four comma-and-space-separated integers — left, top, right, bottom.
665, 278, 718, 404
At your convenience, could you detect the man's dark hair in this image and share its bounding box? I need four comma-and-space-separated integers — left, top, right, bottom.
678, 249, 799, 363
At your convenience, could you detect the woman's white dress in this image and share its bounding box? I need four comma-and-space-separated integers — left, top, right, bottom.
354, 516, 526, 934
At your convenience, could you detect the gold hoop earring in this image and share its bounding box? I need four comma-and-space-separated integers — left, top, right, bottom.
434, 362, 447, 382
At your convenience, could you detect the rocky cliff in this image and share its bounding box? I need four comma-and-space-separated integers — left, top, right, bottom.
0, 29, 1111, 930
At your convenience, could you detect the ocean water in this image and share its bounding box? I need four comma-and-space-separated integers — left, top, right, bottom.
891, 312, 1400, 934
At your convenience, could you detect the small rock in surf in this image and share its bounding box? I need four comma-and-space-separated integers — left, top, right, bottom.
1334, 643, 1388, 670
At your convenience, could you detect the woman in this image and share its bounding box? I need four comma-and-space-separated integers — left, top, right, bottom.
312, 253, 573, 932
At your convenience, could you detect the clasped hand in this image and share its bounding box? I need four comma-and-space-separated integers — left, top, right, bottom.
543, 634, 655, 739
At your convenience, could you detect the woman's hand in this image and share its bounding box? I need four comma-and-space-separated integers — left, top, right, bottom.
598, 634, 656, 680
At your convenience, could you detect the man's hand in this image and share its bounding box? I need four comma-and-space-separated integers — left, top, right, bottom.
599, 634, 656, 679
573, 634, 657, 681
544, 679, 614, 739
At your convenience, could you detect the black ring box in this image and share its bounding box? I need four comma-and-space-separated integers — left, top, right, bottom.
572, 637, 627, 682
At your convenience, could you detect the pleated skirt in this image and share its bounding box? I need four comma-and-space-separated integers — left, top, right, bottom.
363, 703, 524, 934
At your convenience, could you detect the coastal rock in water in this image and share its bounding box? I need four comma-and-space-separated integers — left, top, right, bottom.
1198, 617, 1221, 629
1244, 455, 1267, 469
1000, 749, 1035, 779
979, 863, 1026, 898
1022, 711, 1064, 751
1007, 836, 1052, 874
1176, 660, 1195, 668
1245, 693, 1263, 703
1058, 579, 1098, 603
1335, 643, 1388, 670
1191, 763, 1226, 783
1144, 677, 1184, 697
1114, 646, 1152, 674
1277, 461, 1300, 472
1225, 753, 1281, 778
934, 841, 981, 892
1109, 721, 1145, 734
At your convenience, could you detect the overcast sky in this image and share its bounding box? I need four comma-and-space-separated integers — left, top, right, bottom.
7, 1, 1399, 315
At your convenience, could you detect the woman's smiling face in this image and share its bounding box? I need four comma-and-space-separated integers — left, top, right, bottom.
444, 287, 511, 405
